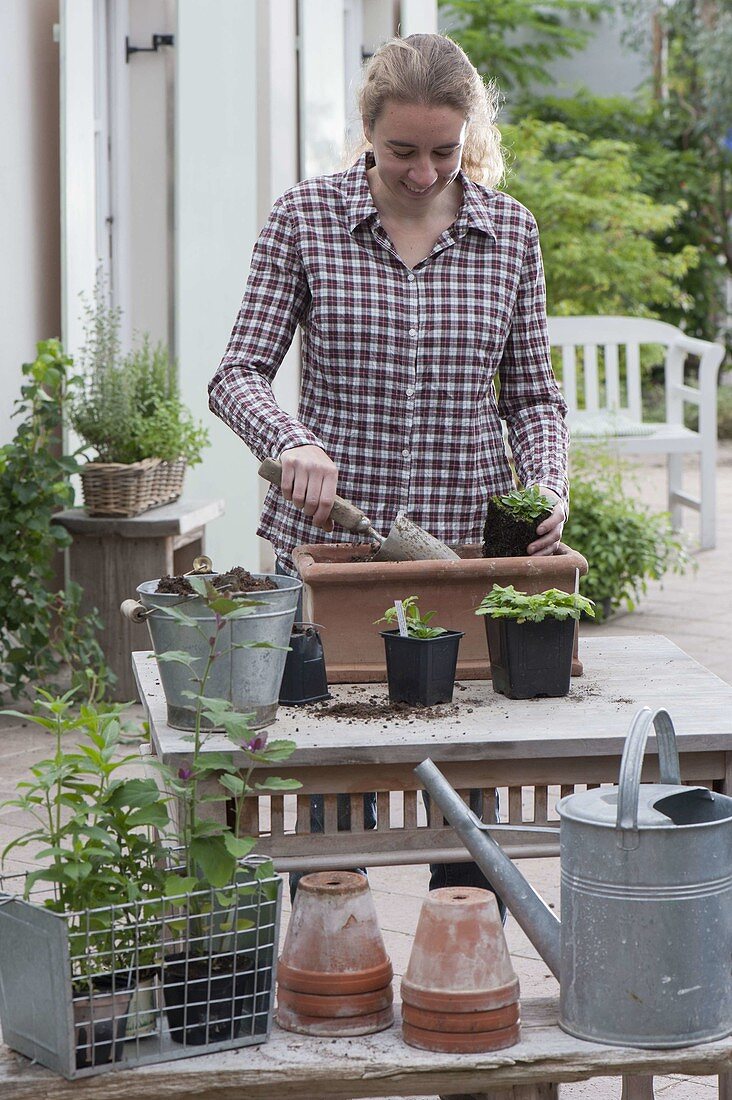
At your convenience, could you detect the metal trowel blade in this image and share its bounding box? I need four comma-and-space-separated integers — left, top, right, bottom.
373, 511, 460, 562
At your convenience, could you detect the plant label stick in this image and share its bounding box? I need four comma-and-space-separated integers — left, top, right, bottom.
394, 600, 409, 637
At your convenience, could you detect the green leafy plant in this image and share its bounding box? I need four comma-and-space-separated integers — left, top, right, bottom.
444, 0, 608, 92
375, 595, 447, 639
0, 340, 111, 700
0, 690, 170, 978
494, 486, 553, 523
70, 285, 208, 467
476, 584, 595, 623
155, 576, 300, 938
563, 447, 694, 619
501, 118, 699, 320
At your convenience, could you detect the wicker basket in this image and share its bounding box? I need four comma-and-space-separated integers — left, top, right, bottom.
80, 457, 188, 517
149, 457, 187, 508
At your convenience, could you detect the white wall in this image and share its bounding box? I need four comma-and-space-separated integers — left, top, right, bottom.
0, 0, 61, 445
128, 0, 175, 347
175, 0, 262, 570
539, 9, 648, 98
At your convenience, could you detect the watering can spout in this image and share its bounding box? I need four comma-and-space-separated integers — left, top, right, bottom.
415, 758, 562, 980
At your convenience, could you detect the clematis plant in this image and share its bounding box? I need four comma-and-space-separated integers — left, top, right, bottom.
156, 576, 301, 906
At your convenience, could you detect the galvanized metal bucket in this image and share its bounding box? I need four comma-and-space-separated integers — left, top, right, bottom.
557, 707, 732, 1047
137, 573, 302, 731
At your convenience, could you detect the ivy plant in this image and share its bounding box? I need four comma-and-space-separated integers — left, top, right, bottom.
476, 584, 595, 623
155, 576, 300, 943
0, 340, 110, 700
374, 595, 447, 639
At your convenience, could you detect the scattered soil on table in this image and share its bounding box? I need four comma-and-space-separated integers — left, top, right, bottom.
482, 500, 551, 558
156, 566, 278, 596
307, 696, 460, 722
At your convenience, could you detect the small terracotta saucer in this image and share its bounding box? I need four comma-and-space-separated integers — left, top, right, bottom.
402, 1018, 521, 1053
276, 983, 393, 1019
401, 999, 519, 1034
276, 1002, 394, 1037
277, 957, 393, 995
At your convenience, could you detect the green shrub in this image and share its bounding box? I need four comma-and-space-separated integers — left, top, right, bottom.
501, 118, 699, 319
0, 341, 111, 699
563, 447, 694, 619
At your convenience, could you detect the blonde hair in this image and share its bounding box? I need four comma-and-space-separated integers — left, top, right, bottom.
356, 33, 505, 188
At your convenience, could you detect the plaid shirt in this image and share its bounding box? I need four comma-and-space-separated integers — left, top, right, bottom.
209, 154, 569, 569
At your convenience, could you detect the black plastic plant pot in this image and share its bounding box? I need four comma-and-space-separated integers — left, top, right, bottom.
279, 622, 330, 705
484, 616, 576, 699
162, 952, 255, 1046
380, 629, 464, 706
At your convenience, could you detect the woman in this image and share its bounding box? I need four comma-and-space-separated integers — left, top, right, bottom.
209, 33, 569, 896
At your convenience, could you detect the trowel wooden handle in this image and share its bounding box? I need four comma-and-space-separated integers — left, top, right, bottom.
258, 458, 376, 537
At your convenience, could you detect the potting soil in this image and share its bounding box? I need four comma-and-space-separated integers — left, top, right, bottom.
482, 499, 550, 558
156, 567, 278, 595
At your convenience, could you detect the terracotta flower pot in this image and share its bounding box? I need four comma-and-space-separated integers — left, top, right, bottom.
276, 871, 394, 1036
401, 887, 521, 1052
292, 542, 587, 682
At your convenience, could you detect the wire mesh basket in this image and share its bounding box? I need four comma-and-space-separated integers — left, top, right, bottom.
0, 856, 281, 1078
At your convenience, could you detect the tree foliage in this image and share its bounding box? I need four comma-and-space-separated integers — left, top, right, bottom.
443, 0, 608, 91
501, 118, 699, 317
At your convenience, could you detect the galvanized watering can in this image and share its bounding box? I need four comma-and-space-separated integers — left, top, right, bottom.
416, 707, 732, 1049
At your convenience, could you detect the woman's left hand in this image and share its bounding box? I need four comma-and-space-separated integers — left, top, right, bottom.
527, 486, 566, 556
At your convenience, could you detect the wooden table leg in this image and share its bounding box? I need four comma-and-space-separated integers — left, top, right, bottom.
621, 1075, 655, 1100
719, 1071, 732, 1100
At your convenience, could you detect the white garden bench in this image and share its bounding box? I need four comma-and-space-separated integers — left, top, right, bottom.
547, 316, 725, 549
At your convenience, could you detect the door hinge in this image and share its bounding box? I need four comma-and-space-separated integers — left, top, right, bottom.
125, 33, 175, 64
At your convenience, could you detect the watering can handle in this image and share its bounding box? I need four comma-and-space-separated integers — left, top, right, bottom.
616, 707, 681, 850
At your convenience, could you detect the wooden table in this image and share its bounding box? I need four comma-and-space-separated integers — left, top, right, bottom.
2, 997, 731, 1099
134, 634, 732, 870
54, 498, 224, 700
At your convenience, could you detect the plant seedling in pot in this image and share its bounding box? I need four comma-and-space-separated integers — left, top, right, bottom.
476, 583, 594, 699
155, 575, 301, 1045
0, 691, 171, 1068
375, 596, 463, 706
483, 486, 554, 558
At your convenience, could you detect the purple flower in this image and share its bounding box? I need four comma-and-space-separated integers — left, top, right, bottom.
178, 766, 193, 781
244, 735, 266, 752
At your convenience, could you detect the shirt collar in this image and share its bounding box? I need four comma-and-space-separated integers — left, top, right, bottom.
342, 152, 497, 241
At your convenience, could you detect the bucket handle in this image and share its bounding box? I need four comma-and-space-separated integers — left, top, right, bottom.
616, 707, 681, 850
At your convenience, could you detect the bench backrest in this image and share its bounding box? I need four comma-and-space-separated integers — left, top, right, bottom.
546, 315, 685, 419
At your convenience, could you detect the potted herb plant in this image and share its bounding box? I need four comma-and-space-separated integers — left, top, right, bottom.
475, 584, 595, 699
482, 486, 556, 558
375, 596, 464, 706
0, 691, 170, 1072
0, 583, 301, 1077
150, 574, 301, 1046
69, 281, 208, 517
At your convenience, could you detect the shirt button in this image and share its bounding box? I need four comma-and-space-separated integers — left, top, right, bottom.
405, 387, 415, 398
409, 328, 417, 337
407, 274, 415, 282
402, 448, 411, 459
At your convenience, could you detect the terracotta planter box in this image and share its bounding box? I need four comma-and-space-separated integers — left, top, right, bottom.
292, 543, 588, 683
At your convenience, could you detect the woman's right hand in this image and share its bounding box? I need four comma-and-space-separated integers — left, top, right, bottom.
279, 445, 338, 531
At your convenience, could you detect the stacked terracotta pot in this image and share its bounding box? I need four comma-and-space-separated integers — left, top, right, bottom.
276, 871, 394, 1036
401, 887, 521, 1053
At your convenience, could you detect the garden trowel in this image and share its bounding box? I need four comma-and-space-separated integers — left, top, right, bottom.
258, 458, 459, 562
